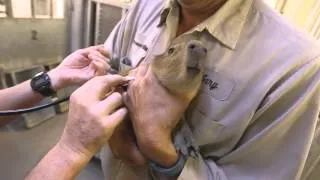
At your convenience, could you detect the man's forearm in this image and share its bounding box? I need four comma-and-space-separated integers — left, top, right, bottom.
26, 142, 92, 180
0, 71, 61, 124
0, 80, 43, 110
0, 80, 43, 124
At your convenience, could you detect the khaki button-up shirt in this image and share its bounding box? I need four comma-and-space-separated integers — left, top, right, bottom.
101, 0, 320, 179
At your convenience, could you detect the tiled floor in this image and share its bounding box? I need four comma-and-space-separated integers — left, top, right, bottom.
0, 113, 103, 180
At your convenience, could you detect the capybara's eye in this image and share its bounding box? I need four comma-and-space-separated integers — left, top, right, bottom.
168, 47, 175, 55
189, 44, 195, 50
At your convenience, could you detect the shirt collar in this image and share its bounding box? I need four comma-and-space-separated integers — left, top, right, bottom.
158, 0, 254, 49
158, 0, 178, 27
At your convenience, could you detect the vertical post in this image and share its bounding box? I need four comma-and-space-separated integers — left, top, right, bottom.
94, 2, 100, 45
84, 0, 93, 47
5, 0, 13, 17
50, 0, 53, 18
30, 0, 35, 18
65, 0, 72, 55
69, 0, 86, 52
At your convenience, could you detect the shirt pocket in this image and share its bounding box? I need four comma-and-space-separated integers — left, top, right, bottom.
187, 109, 225, 147
201, 70, 236, 101
127, 33, 149, 67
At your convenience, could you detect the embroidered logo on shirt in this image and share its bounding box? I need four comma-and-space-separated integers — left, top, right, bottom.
200, 70, 235, 101
203, 74, 219, 90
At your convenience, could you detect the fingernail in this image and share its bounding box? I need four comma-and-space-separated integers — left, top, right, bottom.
124, 76, 135, 81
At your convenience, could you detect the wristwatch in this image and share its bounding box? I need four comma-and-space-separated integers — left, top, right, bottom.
30, 72, 55, 97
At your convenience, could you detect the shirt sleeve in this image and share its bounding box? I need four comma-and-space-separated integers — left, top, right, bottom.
103, 1, 136, 71
176, 58, 320, 180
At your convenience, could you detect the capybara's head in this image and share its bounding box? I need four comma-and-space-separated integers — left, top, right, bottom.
151, 40, 207, 99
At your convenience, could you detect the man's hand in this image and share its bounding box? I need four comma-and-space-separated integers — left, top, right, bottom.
48, 45, 110, 91
108, 118, 147, 165
26, 75, 132, 180
108, 68, 147, 166
58, 75, 131, 159
124, 63, 192, 167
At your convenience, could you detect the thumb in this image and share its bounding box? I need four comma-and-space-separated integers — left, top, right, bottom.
92, 59, 108, 76
136, 61, 149, 78
103, 108, 128, 137
97, 46, 110, 58
122, 92, 130, 108
88, 75, 133, 100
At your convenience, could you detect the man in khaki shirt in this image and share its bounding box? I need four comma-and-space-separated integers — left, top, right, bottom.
101, 0, 320, 179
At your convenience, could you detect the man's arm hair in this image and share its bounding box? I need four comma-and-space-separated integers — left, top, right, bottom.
25, 143, 92, 180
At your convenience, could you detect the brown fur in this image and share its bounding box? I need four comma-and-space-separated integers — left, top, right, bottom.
151, 40, 207, 99
120, 40, 207, 99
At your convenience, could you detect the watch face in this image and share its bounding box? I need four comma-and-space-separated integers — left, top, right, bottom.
34, 77, 48, 87
31, 72, 54, 96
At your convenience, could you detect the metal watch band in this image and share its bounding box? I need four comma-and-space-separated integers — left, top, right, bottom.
149, 152, 186, 177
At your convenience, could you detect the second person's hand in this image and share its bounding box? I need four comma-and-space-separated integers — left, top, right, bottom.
48, 45, 111, 91
57, 75, 132, 160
